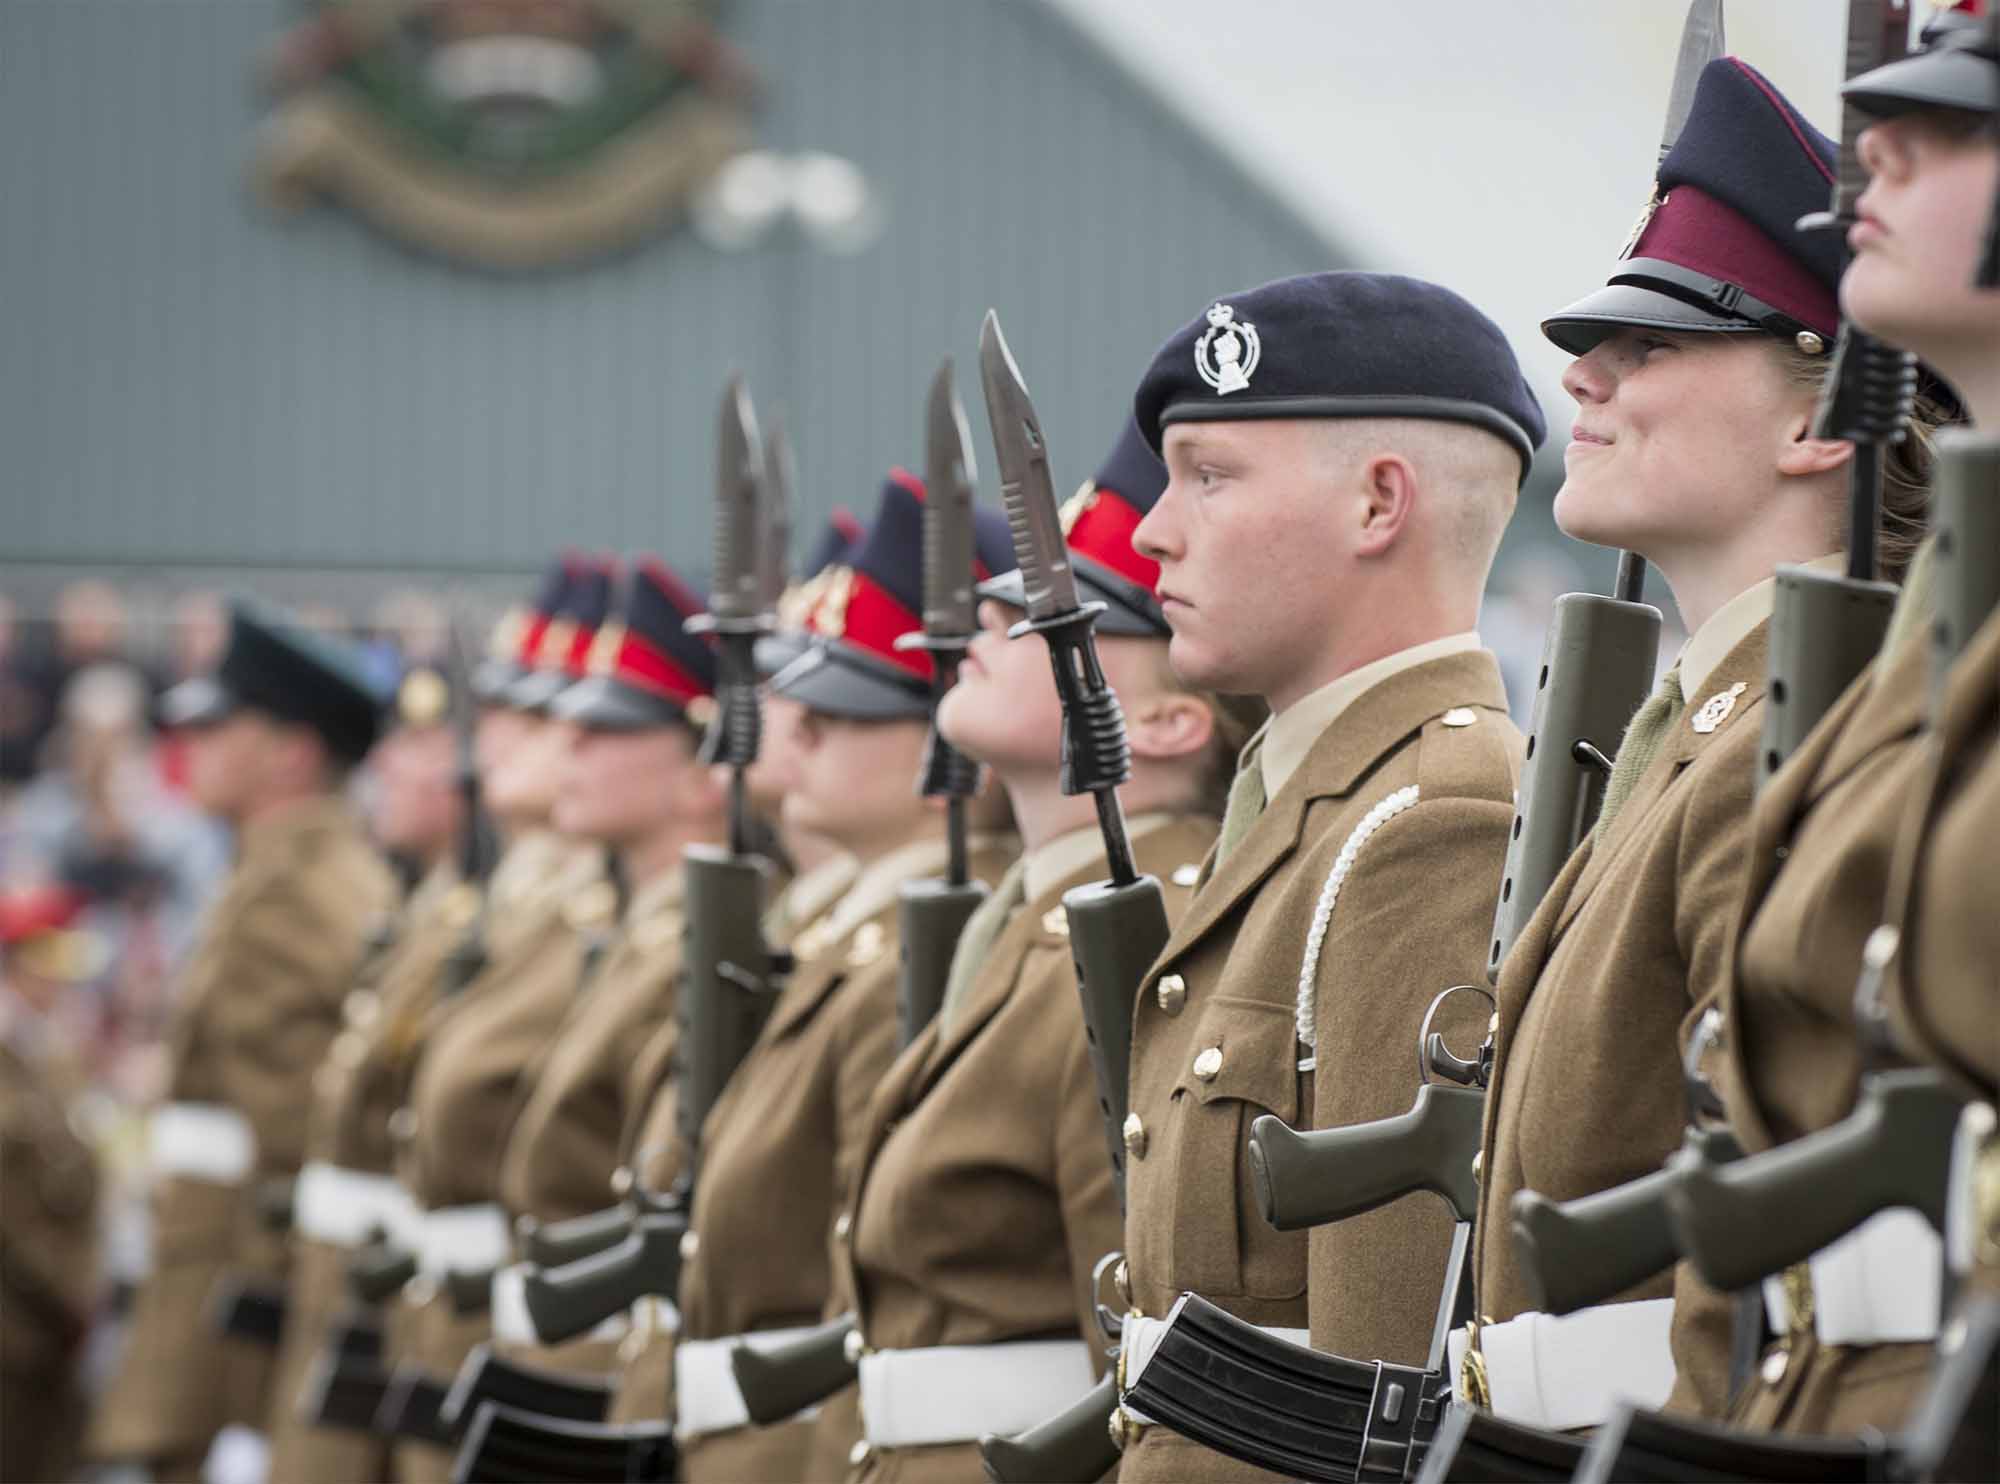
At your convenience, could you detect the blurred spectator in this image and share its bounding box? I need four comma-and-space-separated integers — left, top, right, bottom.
165, 590, 229, 686
0, 594, 51, 789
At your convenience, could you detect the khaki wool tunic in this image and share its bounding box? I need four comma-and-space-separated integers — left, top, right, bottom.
1118, 651, 1520, 1484
604, 852, 859, 1430
1, 1027, 101, 1484
493, 864, 690, 1379
265, 859, 478, 1484
1889, 603, 2000, 1101
388, 838, 607, 1484
1474, 623, 1772, 1421
822, 816, 1215, 1484
1706, 623, 1940, 1435
673, 836, 1013, 1484
89, 798, 396, 1472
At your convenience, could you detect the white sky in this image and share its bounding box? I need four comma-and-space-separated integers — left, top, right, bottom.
1049, 0, 1854, 414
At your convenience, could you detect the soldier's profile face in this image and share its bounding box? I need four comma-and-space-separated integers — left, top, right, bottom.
936, 598, 1065, 773
1141, 419, 1354, 704
781, 710, 931, 855
1846, 115, 2000, 365
1553, 330, 1815, 562
372, 724, 460, 857
185, 712, 270, 820
553, 723, 697, 844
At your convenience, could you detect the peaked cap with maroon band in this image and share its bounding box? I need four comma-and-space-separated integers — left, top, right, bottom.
505, 556, 617, 713
754, 508, 868, 679
771, 471, 1016, 720
474, 554, 577, 703
978, 414, 1171, 637
1543, 57, 1840, 356
551, 559, 717, 732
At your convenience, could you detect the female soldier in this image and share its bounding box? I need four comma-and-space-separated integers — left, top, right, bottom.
1460, 55, 1940, 1430
1698, 12, 1998, 1440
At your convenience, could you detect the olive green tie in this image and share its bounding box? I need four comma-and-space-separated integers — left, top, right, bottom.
1593, 663, 1684, 841
1214, 746, 1268, 864
936, 859, 1028, 1034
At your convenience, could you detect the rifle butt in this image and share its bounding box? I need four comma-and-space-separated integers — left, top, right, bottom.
677, 845, 774, 1151
897, 877, 989, 1046
1510, 1174, 1681, 1317
518, 1205, 633, 1268
1757, 565, 1895, 790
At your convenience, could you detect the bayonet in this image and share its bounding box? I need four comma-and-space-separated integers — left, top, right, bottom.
1982, 4, 2000, 286
922, 361, 981, 643
981, 315, 1084, 623
1659, 0, 1725, 165
759, 414, 795, 615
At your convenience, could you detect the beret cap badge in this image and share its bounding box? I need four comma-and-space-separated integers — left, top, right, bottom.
1194, 302, 1260, 396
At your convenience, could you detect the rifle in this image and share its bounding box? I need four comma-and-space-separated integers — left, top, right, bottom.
1927, 431, 2000, 710
892, 360, 992, 1046
1979, 1, 2000, 290
209, 1275, 288, 1348
437, 1342, 612, 1437
1571, 1398, 1894, 1484
441, 621, 503, 994
451, 1401, 675, 1484
1759, 0, 1918, 789
298, 1314, 393, 1434
970, 311, 1174, 1484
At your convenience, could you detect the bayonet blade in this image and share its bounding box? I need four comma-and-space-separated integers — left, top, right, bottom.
759, 414, 795, 613
978, 311, 1080, 621
1660, 0, 1726, 164
710, 375, 765, 624
922, 360, 979, 642
1834, 1, 1913, 222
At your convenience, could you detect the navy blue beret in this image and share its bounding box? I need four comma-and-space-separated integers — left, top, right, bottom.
1133, 271, 1547, 484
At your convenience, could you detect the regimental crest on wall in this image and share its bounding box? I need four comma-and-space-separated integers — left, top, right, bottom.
251, 0, 754, 270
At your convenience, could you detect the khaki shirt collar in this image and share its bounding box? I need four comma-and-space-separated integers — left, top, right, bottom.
818, 836, 953, 944
623, 862, 686, 926
1023, 811, 1173, 903
775, 853, 860, 934
1260, 632, 1484, 800
1676, 553, 1844, 703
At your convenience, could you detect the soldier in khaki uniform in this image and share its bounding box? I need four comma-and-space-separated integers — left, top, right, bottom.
386, 564, 614, 1484
1106, 273, 1539, 1482
0, 886, 103, 1484
655, 474, 1017, 1481
1461, 60, 1945, 1431
814, 424, 1234, 1484
1695, 23, 1999, 1439
263, 661, 474, 1484
483, 559, 724, 1380
88, 601, 398, 1482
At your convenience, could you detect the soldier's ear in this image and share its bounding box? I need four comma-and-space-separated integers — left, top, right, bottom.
1126, 692, 1214, 764
1775, 422, 1854, 479
1353, 452, 1418, 558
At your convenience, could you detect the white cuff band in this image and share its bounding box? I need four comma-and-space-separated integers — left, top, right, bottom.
1446, 1300, 1675, 1432
1763, 1207, 1942, 1347
295, 1161, 413, 1248
415, 1202, 512, 1278
859, 1340, 1097, 1449
149, 1102, 255, 1184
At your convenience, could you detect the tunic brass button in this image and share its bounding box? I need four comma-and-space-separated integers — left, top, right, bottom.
1193, 1047, 1223, 1081
1042, 907, 1070, 938
848, 1439, 871, 1468
1122, 1113, 1148, 1159
1761, 1347, 1789, 1387
1487, 1013, 1499, 1036
1109, 1405, 1140, 1451
610, 1165, 634, 1197
1441, 707, 1479, 728
843, 1327, 867, 1364
833, 1211, 852, 1242
1470, 1151, 1484, 1182
678, 1230, 700, 1262
1156, 975, 1187, 1015
1170, 864, 1201, 888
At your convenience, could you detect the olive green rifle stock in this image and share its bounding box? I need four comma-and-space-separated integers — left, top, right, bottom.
515, 1204, 633, 1268
730, 1313, 860, 1425
518, 1209, 688, 1346
1251, 1084, 1484, 1233
675, 843, 776, 1161
897, 878, 987, 1045
1929, 430, 2000, 707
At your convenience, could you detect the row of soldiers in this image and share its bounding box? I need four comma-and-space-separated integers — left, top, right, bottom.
7, 5, 1994, 1482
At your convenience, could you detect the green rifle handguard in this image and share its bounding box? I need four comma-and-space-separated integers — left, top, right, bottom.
678, 845, 775, 1155
1063, 875, 1171, 1195
1249, 1083, 1485, 1231
1510, 1125, 1741, 1317
978, 1371, 1119, 1484
730, 1313, 858, 1424
897, 876, 989, 1047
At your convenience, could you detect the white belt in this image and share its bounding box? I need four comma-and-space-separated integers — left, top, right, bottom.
488, 1263, 630, 1348
1118, 1313, 1309, 1427
414, 1203, 512, 1278
1763, 1208, 1941, 1347
149, 1102, 256, 1184
295, 1161, 414, 1248
1947, 1101, 1997, 1279
674, 1324, 825, 1440
1446, 1300, 1675, 1432
859, 1340, 1096, 1449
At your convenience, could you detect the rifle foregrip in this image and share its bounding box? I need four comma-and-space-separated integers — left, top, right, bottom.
1249, 1084, 1484, 1233
978, 1372, 1119, 1484
1757, 565, 1896, 790
731, 1315, 859, 1424
1064, 877, 1171, 1194
1666, 1070, 1961, 1293
1931, 432, 2000, 700
519, 1206, 634, 1268
897, 878, 989, 1047
347, 1243, 418, 1305
1490, 592, 1661, 981
678, 846, 775, 1151
522, 1213, 687, 1344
